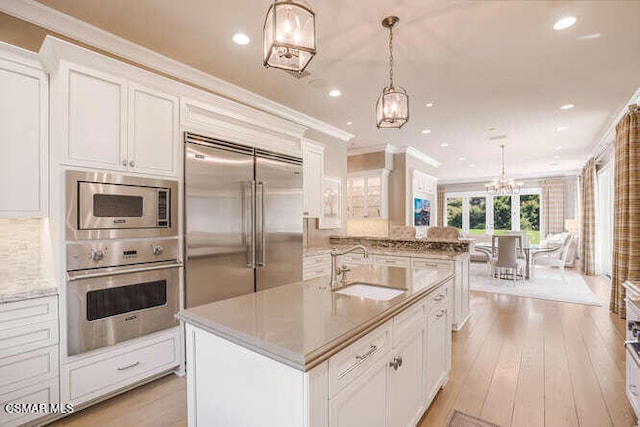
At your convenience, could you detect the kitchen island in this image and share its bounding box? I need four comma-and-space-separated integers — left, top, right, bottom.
177, 265, 454, 427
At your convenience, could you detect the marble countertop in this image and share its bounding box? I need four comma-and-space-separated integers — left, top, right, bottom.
0, 279, 58, 304
177, 265, 453, 372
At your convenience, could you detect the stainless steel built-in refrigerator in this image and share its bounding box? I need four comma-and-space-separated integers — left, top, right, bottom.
184, 133, 303, 308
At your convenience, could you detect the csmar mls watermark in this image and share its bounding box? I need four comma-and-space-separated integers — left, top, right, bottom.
4, 403, 74, 415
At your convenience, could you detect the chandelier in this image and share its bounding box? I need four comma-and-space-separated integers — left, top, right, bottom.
486, 144, 523, 195
376, 16, 409, 129
263, 0, 316, 73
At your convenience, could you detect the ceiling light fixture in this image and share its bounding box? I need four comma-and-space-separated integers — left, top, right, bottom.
560, 104, 574, 110
426, 102, 434, 107
440, 143, 449, 147
555, 146, 562, 150
486, 144, 522, 195
263, 0, 316, 73
554, 155, 561, 159
233, 33, 251, 45
458, 157, 466, 161
376, 16, 409, 129
421, 129, 431, 134
554, 16, 577, 30
346, 121, 353, 126
329, 89, 342, 97
557, 126, 568, 131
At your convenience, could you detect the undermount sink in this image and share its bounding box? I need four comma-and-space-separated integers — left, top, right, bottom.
335, 283, 406, 301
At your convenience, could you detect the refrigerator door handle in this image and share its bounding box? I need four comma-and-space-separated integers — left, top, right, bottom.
246, 180, 256, 268
257, 181, 266, 267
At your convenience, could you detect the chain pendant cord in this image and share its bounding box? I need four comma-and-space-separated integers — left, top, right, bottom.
388, 26, 394, 88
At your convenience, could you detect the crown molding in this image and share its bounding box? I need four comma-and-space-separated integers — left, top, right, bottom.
0, 40, 41, 68
591, 86, 640, 159
402, 146, 441, 169
347, 143, 398, 156
438, 169, 579, 185
0, 0, 355, 142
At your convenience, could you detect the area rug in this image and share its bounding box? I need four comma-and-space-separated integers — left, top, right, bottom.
447, 410, 500, 427
469, 264, 602, 306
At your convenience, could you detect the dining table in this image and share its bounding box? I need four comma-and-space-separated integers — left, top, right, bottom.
473, 241, 554, 280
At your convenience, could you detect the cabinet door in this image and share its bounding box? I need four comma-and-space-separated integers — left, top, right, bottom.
0, 55, 48, 216
388, 327, 426, 427
302, 141, 324, 217
66, 64, 127, 170
329, 356, 388, 427
366, 175, 382, 218
347, 177, 365, 218
128, 84, 178, 177
426, 307, 448, 401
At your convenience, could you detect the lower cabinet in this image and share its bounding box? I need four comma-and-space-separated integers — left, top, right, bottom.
426, 304, 450, 402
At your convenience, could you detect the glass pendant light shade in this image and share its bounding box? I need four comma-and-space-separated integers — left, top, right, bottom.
376, 86, 409, 128
263, 0, 316, 72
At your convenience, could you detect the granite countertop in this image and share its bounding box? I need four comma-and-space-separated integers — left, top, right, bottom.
304, 243, 466, 260
0, 279, 58, 304
177, 265, 453, 372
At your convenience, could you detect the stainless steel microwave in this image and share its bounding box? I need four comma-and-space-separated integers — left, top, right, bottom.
66, 171, 178, 240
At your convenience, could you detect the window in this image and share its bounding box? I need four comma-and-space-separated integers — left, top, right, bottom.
446, 197, 463, 231
519, 194, 540, 244
446, 190, 542, 238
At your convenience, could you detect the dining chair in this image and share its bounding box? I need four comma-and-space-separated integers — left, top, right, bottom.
490, 235, 526, 281
530, 234, 573, 278
426, 226, 460, 240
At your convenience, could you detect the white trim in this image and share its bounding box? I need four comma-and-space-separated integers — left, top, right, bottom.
0, 0, 354, 142
402, 146, 441, 168
347, 143, 398, 156
439, 170, 579, 185
0, 40, 41, 69
591, 87, 640, 160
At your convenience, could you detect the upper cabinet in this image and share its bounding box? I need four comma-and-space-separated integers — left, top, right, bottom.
347, 169, 389, 219
302, 139, 325, 218
0, 44, 48, 217
52, 62, 179, 178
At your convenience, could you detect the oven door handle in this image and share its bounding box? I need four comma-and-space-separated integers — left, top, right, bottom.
67, 262, 182, 281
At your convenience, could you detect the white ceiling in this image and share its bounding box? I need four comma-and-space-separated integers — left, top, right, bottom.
35, 0, 640, 181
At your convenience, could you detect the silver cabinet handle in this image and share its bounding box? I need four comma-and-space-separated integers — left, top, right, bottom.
303, 211, 310, 216
389, 356, 403, 371
631, 384, 639, 397
67, 262, 182, 281
122, 159, 127, 166
434, 294, 445, 302
356, 344, 378, 361
246, 181, 256, 268
129, 160, 135, 167
257, 181, 266, 267
117, 361, 140, 371
436, 308, 447, 318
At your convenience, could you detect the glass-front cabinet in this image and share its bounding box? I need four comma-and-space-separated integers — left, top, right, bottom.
347, 169, 389, 219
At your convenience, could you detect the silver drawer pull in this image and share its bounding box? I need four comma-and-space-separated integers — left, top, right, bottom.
434, 294, 445, 301
436, 309, 447, 318
385, 260, 397, 264
389, 356, 403, 371
356, 344, 378, 361
117, 361, 140, 371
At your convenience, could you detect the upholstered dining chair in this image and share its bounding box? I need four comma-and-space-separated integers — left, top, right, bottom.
426, 226, 460, 240
530, 234, 573, 278
490, 235, 526, 281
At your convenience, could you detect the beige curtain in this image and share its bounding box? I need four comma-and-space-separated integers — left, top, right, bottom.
436, 186, 445, 226
541, 180, 565, 235
580, 158, 597, 276
611, 106, 640, 318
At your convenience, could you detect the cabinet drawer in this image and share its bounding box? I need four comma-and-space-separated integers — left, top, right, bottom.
303, 254, 330, 267
393, 299, 427, 344
411, 258, 453, 271
62, 329, 179, 405
0, 345, 58, 395
341, 254, 371, 265
328, 321, 392, 397
303, 265, 332, 280
0, 378, 59, 427
0, 296, 57, 331
373, 255, 410, 267
427, 285, 449, 312
0, 319, 58, 360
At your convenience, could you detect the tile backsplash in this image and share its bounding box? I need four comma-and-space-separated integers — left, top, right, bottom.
347, 219, 389, 238
0, 218, 52, 289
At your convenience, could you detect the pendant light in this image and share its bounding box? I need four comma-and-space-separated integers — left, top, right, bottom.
376, 16, 409, 129
263, 0, 317, 73
486, 144, 523, 195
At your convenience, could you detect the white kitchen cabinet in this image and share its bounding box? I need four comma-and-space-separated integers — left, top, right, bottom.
303, 253, 332, 280
426, 303, 450, 403
53, 62, 179, 177
347, 169, 389, 219
302, 139, 325, 218
0, 43, 48, 217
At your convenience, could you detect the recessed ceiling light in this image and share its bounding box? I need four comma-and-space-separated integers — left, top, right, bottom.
232, 33, 250, 45
560, 104, 574, 110
346, 121, 353, 126
554, 155, 561, 159
440, 143, 449, 147
425, 102, 434, 107
458, 157, 466, 161
557, 126, 569, 131
554, 16, 577, 30
421, 129, 432, 134
550, 162, 561, 167
468, 163, 475, 168
555, 146, 562, 150
578, 33, 601, 40
329, 89, 342, 97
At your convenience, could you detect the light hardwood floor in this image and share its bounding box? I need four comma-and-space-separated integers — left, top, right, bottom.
49, 273, 636, 427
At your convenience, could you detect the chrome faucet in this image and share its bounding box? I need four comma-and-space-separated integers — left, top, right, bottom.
329, 245, 369, 289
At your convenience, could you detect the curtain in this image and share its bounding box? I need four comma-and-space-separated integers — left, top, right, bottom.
541, 180, 565, 235
611, 106, 640, 318
580, 158, 597, 276
436, 186, 445, 226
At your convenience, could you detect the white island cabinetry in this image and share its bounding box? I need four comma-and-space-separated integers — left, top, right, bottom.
183, 277, 452, 427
